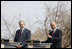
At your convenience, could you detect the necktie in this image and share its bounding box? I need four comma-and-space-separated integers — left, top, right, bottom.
20, 29, 22, 36
52, 31, 54, 36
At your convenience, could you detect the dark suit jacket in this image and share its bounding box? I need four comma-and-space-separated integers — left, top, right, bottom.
42, 29, 62, 48
14, 28, 31, 48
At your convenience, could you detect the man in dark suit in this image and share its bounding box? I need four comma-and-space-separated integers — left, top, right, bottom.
42, 22, 62, 48
14, 20, 31, 48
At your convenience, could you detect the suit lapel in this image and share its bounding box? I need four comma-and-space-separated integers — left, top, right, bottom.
53, 29, 58, 36
22, 28, 26, 34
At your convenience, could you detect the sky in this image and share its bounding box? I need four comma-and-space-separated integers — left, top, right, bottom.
1, 1, 71, 39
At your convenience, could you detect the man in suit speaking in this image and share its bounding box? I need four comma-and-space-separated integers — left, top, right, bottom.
14, 20, 31, 48
42, 22, 62, 48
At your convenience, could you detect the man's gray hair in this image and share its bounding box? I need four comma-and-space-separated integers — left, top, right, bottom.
19, 20, 25, 25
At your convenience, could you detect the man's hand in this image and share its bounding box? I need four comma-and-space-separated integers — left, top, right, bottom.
16, 45, 22, 48
48, 34, 52, 39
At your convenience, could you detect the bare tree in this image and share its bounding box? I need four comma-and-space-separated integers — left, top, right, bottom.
1, 16, 14, 39
1, 12, 22, 40
35, 1, 71, 48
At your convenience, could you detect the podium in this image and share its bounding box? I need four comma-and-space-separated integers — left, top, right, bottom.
26, 40, 52, 48
1, 40, 52, 48
3, 42, 21, 48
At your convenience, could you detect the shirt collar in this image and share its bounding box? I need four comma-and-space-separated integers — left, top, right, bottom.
52, 27, 57, 32
20, 28, 25, 32
22, 28, 24, 31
